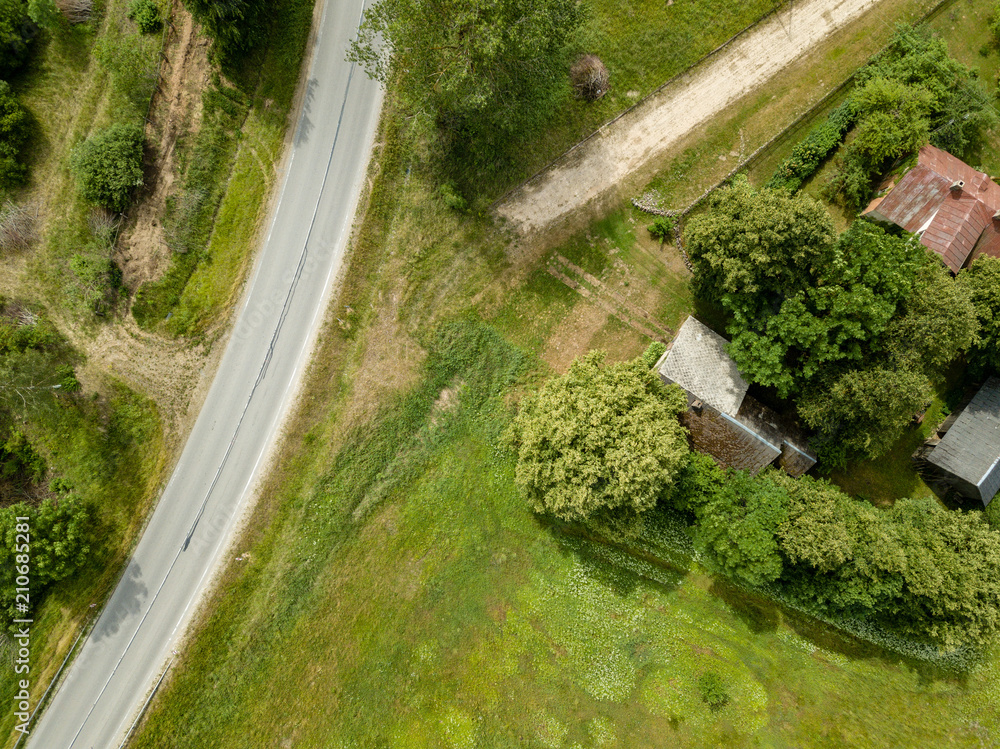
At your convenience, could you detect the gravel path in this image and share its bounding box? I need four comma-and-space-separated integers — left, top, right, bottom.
495, 0, 883, 233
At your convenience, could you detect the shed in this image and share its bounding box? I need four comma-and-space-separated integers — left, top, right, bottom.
655, 317, 816, 477
924, 377, 1000, 506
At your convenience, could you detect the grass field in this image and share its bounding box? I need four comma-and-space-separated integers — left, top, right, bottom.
127, 0, 1000, 746
131, 4, 1000, 744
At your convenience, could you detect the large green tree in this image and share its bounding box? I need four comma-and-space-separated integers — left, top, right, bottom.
883, 260, 978, 374
691, 470, 788, 587
510, 352, 689, 523
725, 221, 924, 396
888, 498, 1000, 649
0, 494, 89, 622
684, 176, 837, 326
959, 255, 1000, 375
349, 0, 581, 179
797, 366, 930, 466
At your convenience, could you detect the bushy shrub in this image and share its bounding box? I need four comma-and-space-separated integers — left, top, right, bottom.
0, 80, 29, 187
766, 99, 856, 192
647, 215, 676, 242
697, 672, 729, 709
70, 124, 145, 212
128, 0, 160, 33
570, 54, 609, 101
438, 181, 467, 212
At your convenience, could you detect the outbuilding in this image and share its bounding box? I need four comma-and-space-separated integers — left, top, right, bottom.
921, 378, 1000, 506
654, 316, 816, 477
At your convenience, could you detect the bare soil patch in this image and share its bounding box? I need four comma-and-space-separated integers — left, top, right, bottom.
118, 3, 211, 291
495, 0, 882, 235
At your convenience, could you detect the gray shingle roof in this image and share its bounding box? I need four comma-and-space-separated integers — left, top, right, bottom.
926, 377, 1000, 505
656, 316, 749, 416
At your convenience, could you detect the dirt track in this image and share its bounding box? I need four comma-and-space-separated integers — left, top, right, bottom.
495, 0, 882, 233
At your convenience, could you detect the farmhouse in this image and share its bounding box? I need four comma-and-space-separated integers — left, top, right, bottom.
919, 378, 1000, 507
863, 144, 1000, 272
654, 316, 816, 477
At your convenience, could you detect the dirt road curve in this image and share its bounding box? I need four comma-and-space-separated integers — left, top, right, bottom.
495, 0, 881, 233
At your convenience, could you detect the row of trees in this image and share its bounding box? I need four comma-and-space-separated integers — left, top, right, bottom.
675, 461, 1000, 649
510, 350, 1000, 648
684, 177, 989, 465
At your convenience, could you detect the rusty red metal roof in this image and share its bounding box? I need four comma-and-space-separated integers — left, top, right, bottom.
863, 145, 1000, 272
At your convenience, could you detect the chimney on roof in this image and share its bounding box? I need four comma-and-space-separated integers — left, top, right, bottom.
950, 180, 965, 192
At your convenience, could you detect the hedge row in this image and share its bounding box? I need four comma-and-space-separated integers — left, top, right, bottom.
765, 99, 856, 193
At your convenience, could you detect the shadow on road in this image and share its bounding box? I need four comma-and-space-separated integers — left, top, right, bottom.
92, 561, 148, 642
294, 78, 319, 146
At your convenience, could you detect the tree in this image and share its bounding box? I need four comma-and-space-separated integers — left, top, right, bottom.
27, 0, 59, 32
797, 366, 930, 466
691, 469, 787, 587
827, 26, 997, 210
888, 498, 1000, 648
0, 80, 28, 187
958, 256, 1000, 375
184, 0, 266, 63
510, 352, 689, 523
70, 124, 144, 212
855, 26, 996, 158
850, 77, 933, 167
127, 0, 160, 33
0, 0, 32, 76
0, 494, 89, 622
882, 260, 977, 375
684, 176, 837, 324
691, 198, 923, 397
349, 0, 581, 179
773, 473, 853, 573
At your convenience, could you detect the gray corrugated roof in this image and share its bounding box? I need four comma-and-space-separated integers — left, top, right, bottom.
927, 377, 1000, 504
657, 316, 749, 416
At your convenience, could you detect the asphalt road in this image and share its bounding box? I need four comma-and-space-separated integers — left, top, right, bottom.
25, 1, 383, 746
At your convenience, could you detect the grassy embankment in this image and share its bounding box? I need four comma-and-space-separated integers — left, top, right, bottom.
131, 0, 1000, 746
130, 0, 315, 335
0, 2, 168, 745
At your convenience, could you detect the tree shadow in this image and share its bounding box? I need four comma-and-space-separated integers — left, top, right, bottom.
92, 560, 147, 642
708, 578, 779, 634
539, 515, 688, 600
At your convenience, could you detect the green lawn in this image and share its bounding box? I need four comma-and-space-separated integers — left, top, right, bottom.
133, 321, 1000, 748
